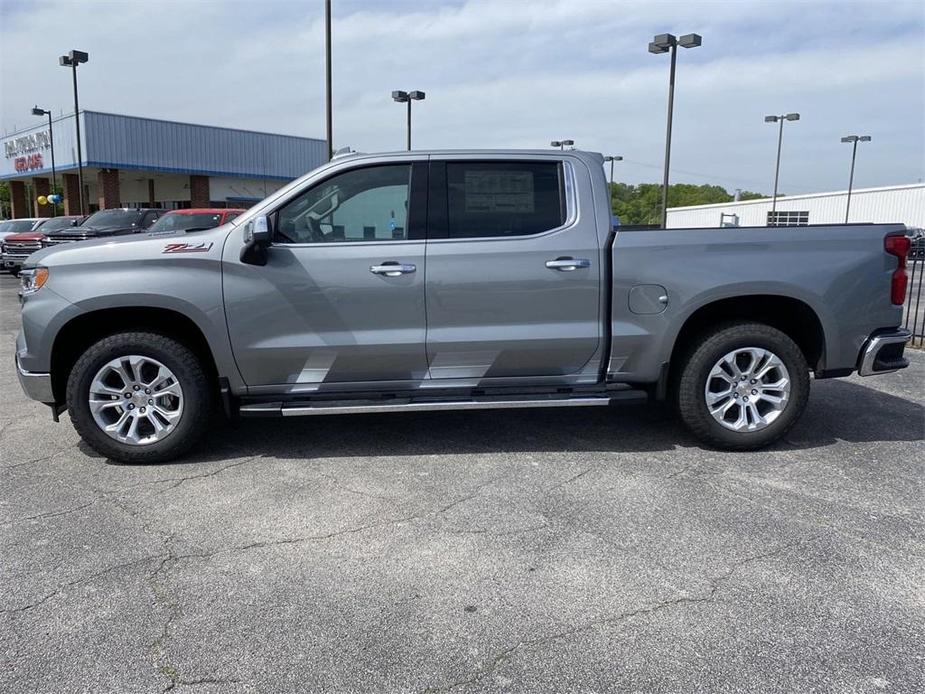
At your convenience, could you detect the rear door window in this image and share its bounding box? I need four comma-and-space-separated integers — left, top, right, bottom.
445, 161, 565, 239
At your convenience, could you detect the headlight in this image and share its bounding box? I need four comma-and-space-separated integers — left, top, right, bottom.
20, 267, 49, 295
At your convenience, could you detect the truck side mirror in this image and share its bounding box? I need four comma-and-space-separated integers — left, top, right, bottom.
240, 215, 271, 266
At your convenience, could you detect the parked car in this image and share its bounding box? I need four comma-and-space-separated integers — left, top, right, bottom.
15, 150, 912, 463
147, 208, 245, 234
0, 218, 44, 241
41, 208, 167, 247
2, 216, 85, 275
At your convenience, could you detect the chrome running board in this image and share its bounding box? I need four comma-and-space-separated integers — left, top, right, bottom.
239, 392, 646, 417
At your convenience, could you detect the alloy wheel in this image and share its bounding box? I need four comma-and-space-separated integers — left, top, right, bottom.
704, 347, 791, 432
88, 355, 184, 445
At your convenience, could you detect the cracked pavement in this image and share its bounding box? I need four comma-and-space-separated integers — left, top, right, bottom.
1, 274, 923, 693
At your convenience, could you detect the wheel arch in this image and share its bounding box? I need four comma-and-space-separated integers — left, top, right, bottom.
50, 306, 219, 404
666, 294, 827, 388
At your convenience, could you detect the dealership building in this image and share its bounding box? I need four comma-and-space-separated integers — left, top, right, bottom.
666, 183, 925, 230
1, 110, 327, 218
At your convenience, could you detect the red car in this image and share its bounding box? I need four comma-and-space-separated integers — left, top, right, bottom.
147, 208, 245, 234
2, 216, 84, 274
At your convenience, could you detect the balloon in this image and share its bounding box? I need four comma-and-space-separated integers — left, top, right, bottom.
37, 195, 48, 205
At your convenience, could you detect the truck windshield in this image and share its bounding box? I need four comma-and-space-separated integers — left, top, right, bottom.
39, 217, 80, 232
149, 213, 223, 233
82, 209, 144, 230
0, 220, 38, 234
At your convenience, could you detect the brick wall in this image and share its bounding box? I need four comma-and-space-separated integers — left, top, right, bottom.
32, 178, 52, 217
63, 174, 83, 216
98, 169, 121, 209
9, 180, 28, 219
189, 175, 210, 208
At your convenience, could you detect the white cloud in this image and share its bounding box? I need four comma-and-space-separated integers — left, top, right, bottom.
1, 0, 922, 193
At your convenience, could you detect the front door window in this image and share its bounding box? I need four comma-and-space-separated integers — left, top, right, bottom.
276, 165, 410, 243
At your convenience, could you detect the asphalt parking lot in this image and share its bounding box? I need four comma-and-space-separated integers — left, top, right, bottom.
1, 273, 923, 694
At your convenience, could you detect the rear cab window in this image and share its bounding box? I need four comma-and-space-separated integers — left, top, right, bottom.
443, 161, 566, 239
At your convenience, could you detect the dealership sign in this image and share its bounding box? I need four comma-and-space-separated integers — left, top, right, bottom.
4, 131, 50, 173
4, 131, 51, 159
14, 153, 44, 172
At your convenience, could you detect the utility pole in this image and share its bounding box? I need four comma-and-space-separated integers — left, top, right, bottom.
325, 0, 333, 160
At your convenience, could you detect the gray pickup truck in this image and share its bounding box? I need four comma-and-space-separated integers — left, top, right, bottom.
15, 150, 913, 463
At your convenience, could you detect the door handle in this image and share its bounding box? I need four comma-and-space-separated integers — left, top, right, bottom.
546, 257, 591, 271
370, 262, 416, 277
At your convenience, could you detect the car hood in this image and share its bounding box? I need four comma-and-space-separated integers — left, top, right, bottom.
60, 225, 140, 236
3, 232, 45, 242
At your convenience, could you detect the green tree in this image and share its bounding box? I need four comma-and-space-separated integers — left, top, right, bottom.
0, 181, 10, 219
609, 182, 766, 225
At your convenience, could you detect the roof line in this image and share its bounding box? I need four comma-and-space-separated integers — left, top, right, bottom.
2, 109, 325, 143
85, 110, 326, 143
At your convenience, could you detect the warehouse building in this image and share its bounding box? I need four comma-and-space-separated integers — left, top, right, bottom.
666, 183, 925, 230
1, 111, 327, 218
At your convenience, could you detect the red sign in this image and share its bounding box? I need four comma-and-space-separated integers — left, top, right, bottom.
14, 153, 43, 172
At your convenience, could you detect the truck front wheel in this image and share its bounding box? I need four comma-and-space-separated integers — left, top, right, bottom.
66, 332, 213, 463
675, 322, 810, 450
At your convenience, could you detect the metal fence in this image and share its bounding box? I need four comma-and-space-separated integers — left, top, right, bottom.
904, 237, 925, 348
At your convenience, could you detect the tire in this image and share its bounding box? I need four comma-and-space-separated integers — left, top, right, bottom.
66, 332, 214, 463
675, 322, 810, 450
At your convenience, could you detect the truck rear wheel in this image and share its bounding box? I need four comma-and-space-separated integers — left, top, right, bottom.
66, 332, 213, 463
675, 322, 810, 450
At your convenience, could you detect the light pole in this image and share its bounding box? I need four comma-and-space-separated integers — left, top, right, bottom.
764, 112, 800, 216
550, 139, 574, 151
31, 106, 57, 217
391, 90, 425, 151
59, 49, 89, 215
649, 32, 701, 229
841, 134, 871, 223
604, 155, 623, 187
324, 0, 333, 161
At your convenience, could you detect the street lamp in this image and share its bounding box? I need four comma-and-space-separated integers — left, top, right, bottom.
391, 90, 425, 151
59, 49, 89, 215
764, 112, 800, 216
603, 155, 623, 187
841, 135, 871, 223
31, 106, 57, 217
649, 32, 701, 229
550, 140, 574, 151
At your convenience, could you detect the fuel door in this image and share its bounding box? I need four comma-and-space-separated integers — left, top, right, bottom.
629, 284, 669, 315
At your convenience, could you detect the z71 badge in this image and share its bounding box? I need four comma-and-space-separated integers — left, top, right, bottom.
162, 242, 214, 254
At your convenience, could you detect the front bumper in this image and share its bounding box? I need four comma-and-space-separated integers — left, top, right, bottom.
15, 354, 55, 403
2, 253, 30, 269
857, 329, 912, 376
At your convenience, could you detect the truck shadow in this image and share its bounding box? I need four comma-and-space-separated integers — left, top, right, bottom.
151, 377, 923, 465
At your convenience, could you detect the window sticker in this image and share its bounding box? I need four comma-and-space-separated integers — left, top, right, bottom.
464, 171, 535, 213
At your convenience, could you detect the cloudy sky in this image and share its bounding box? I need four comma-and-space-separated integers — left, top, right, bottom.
1, 0, 923, 194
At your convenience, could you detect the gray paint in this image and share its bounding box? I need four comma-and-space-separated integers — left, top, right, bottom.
608, 224, 905, 382
15, 149, 907, 407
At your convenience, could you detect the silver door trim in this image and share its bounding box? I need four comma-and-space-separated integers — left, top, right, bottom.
269, 396, 612, 416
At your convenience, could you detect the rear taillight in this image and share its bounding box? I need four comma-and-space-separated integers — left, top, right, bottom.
885, 234, 911, 305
